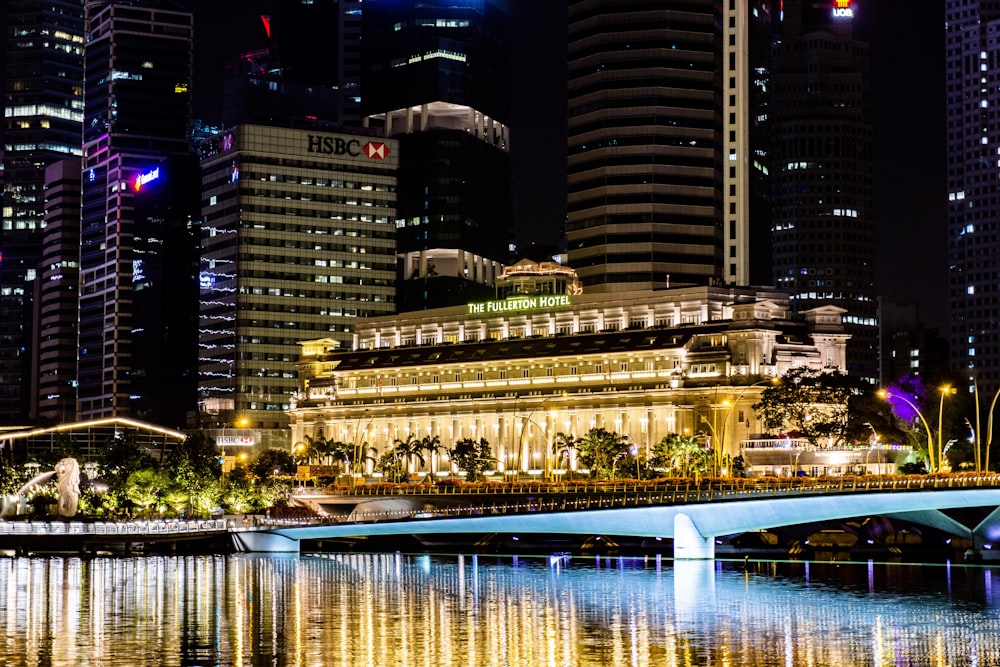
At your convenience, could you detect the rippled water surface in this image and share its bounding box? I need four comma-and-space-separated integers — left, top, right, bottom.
1, 553, 999, 666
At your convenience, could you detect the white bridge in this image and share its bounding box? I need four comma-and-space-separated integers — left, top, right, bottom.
234, 476, 1000, 560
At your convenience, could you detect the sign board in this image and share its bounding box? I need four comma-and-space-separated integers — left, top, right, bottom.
467, 294, 571, 316
217, 435, 255, 447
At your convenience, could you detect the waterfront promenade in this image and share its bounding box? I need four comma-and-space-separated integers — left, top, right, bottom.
8, 474, 1000, 558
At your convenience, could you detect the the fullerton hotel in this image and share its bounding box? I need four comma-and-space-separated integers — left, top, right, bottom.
288, 261, 849, 476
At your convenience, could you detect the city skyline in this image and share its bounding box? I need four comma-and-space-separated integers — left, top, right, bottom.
187, 2, 946, 325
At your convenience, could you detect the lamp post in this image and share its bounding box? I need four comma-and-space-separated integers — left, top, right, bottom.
862, 422, 879, 474
987, 387, 1000, 472
625, 435, 640, 479
711, 378, 779, 476
879, 389, 938, 472
351, 409, 375, 486
938, 386, 956, 472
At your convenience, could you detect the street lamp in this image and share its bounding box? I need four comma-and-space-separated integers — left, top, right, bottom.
862, 422, 880, 474
879, 389, 938, 472
938, 385, 957, 472
986, 386, 1000, 472
625, 435, 640, 479
710, 378, 779, 476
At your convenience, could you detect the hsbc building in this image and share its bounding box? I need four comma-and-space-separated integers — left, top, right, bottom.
197, 125, 399, 449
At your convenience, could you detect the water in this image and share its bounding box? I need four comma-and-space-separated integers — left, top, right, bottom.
1, 552, 999, 666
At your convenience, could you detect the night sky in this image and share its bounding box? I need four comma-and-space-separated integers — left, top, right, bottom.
189, 1, 947, 328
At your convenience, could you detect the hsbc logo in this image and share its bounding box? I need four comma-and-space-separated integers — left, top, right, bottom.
363, 142, 389, 159
307, 135, 390, 160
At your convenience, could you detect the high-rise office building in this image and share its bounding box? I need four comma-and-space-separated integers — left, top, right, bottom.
771, 1, 877, 382
197, 125, 397, 443
34, 159, 82, 423
566, 0, 775, 293
222, 0, 363, 131
945, 1, 1000, 398
361, 0, 513, 311
78, 1, 197, 424
1, 0, 84, 423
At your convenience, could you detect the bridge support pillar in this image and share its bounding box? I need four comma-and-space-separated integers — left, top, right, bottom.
231, 531, 300, 553
673, 513, 714, 560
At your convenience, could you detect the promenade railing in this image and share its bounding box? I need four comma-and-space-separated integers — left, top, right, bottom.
0, 518, 227, 537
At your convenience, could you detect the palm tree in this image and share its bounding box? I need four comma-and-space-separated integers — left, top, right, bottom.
299, 432, 329, 465
551, 432, 579, 473
353, 441, 378, 477
576, 428, 630, 479
393, 434, 425, 477
327, 440, 352, 475
419, 435, 444, 477
650, 434, 711, 478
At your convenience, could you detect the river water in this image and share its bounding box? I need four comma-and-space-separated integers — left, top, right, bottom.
1, 552, 998, 666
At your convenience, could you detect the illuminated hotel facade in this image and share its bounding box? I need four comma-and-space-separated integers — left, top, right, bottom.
197, 125, 398, 442
289, 271, 849, 476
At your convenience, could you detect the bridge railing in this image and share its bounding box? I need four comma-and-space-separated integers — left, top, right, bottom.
276, 474, 1000, 527
308, 473, 1000, 498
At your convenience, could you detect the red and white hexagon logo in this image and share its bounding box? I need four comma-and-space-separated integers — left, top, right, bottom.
362, 142, 389, 159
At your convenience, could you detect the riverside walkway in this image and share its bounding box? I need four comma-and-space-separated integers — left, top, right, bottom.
0, 518, 229, 556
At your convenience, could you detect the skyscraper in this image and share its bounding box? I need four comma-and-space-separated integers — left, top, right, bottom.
78, 0, 197, 424
1, 0, 84, 423
361, 0, 513, 311
197, 125, 398, 443
35, 159, 82, 423
566, 0, 775, 293
771, 0, 877, 382
945, 1, 1000, 398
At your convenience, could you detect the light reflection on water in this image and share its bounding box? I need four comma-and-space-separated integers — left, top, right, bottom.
1, 553, 1000, 666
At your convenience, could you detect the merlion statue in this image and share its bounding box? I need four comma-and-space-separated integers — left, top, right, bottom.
54, 458, 80, 517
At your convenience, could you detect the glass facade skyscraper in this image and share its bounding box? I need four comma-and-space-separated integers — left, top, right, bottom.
770, 2, 877, 383
945, 1, 1000, 398
361, 0, 513, 311
78, 1, 197, 424
1, 0, 84, 422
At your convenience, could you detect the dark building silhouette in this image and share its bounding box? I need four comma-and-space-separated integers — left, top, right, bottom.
78, 0, 198, 426
770, 2, 878, 383
34, 159, 82, 423
361, 0, 514, 311
221, 1, 363, 131
945, 1, 1000, 399
0, 0, 84, 423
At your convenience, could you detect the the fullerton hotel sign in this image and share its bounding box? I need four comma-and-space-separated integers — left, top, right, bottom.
467, 295, 571, 315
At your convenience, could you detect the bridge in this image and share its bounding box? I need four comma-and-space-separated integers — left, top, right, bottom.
234, 475, 1000, 560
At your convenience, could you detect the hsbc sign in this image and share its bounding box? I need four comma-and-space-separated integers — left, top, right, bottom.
307, 135, 390, 160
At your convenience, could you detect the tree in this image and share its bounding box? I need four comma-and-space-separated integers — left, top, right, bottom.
752, 368, 864, 446
419, 435, 444, 476
124, 469, 168, 515
100, 433, 157, 499
393, 434, 425, 476
575, 428, 631, 479
222, 467, 259, 514
551, 432, 579, 472
449, 438, 496, 482
327, 440, 352, 473
250, 449, 296, 481
375, 451, 405, 483
649, 434, 711, 478
298, 432, 329, 465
